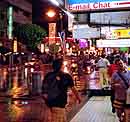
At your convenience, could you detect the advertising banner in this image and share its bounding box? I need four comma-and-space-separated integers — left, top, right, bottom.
73, 25, 100, 39
96, 39, 130, 47
65, 0, 130, 12
49, 23, 56, 45
112, 29, 130, 38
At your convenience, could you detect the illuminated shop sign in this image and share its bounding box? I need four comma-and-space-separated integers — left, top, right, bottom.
65, 0, 130, 12
73, 24, 100, 39
112, 29, 130, 38
8, 6, 13, 39
96, 39, 130, 47
49, 23, 56, 45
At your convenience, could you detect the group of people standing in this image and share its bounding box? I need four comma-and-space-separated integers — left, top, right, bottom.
97, 54, 130, 122
37, 50, 130, 122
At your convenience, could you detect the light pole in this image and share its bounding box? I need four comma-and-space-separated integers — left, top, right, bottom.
46, 9, 56, 45
59, 11, 65, 56
49, 0, 74, 58
50, 0, 74, 51
59, 12, 63, 33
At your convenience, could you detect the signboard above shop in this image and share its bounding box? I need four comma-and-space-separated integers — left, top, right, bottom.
96, 39, 130, 47
73, 24, 100, 39
112, 29, 130, 38
65, 0, 130, 12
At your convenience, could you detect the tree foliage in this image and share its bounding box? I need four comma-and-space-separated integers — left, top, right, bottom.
49, 43, 60, 54
14, 24, 47, 50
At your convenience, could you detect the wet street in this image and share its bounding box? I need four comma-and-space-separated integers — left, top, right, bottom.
0, 58, 104, 122
0, 64, 88, 122
0, 96, 46, 122
0, 92, 88, 122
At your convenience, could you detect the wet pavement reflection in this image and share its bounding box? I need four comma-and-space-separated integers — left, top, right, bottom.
0, 64, 88, 122
0, 97, 47, 122
0, 93, 87, 122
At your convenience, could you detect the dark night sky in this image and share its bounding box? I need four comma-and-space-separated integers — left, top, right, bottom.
32, 0, 61, 31
32, 0, 69, 36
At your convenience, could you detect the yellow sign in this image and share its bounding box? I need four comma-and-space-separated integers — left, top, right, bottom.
13, 38, 17, 52
112, 29, 130, 39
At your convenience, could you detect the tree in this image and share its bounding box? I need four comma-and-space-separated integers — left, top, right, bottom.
14, 24, 47, 52
49, 43, 60, 54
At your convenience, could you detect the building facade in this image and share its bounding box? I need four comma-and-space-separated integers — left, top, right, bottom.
0, 0, 32, 49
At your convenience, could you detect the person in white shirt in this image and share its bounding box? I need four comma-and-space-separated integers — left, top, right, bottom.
97, 55, 110, 89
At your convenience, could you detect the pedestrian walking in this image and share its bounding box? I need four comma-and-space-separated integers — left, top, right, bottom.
111, 59, 130, 122
97, 54, 110, 89
108, 58, 120, 113
42, 58, 81, 122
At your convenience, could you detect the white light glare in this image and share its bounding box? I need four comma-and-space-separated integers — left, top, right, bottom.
49, 0, 74, 18
64, 11, 74, 18
67, 11, 74, 18
50, 0, 59, 6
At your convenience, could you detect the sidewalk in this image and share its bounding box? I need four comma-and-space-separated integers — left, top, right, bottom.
70, 96, 119, 122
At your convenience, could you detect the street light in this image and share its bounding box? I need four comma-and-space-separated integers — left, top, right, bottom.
46, 10, 56, 18
49, 0, 74, 18
46, 10, 57, 46
49, 0, 74, 58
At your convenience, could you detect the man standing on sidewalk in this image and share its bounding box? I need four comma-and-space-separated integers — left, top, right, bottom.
97, 54, 110, 89
108, 58, 120, 113
42, 58, 81, 122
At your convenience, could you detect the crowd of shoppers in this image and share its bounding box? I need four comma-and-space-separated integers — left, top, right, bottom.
8, 49, 130, 122
94, 52, 130, 122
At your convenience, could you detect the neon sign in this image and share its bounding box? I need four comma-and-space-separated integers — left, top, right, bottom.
66, 0, 130, 11
8, 6, 13, 39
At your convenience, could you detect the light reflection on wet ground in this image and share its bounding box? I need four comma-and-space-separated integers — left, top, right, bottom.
0, 66, 50, 121
0, 97, 48, 122
0, 64, 88, 122
0, 60, 102, 122
0, 64, 101, 95
0, 93, 87, 122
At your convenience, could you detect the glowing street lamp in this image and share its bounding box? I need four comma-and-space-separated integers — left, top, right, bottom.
49, 0, 74, 18
46, 10, 56, 18
49, 0, 75, 58
46, 10, 57, 45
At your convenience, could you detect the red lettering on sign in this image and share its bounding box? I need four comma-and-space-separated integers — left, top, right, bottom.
93, 2, 98, 8
68, 5, 73, 10
82, 4, 90, 10
68, 2, 111, 11
93, 2, 111, 9
68, 4, 90, 11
